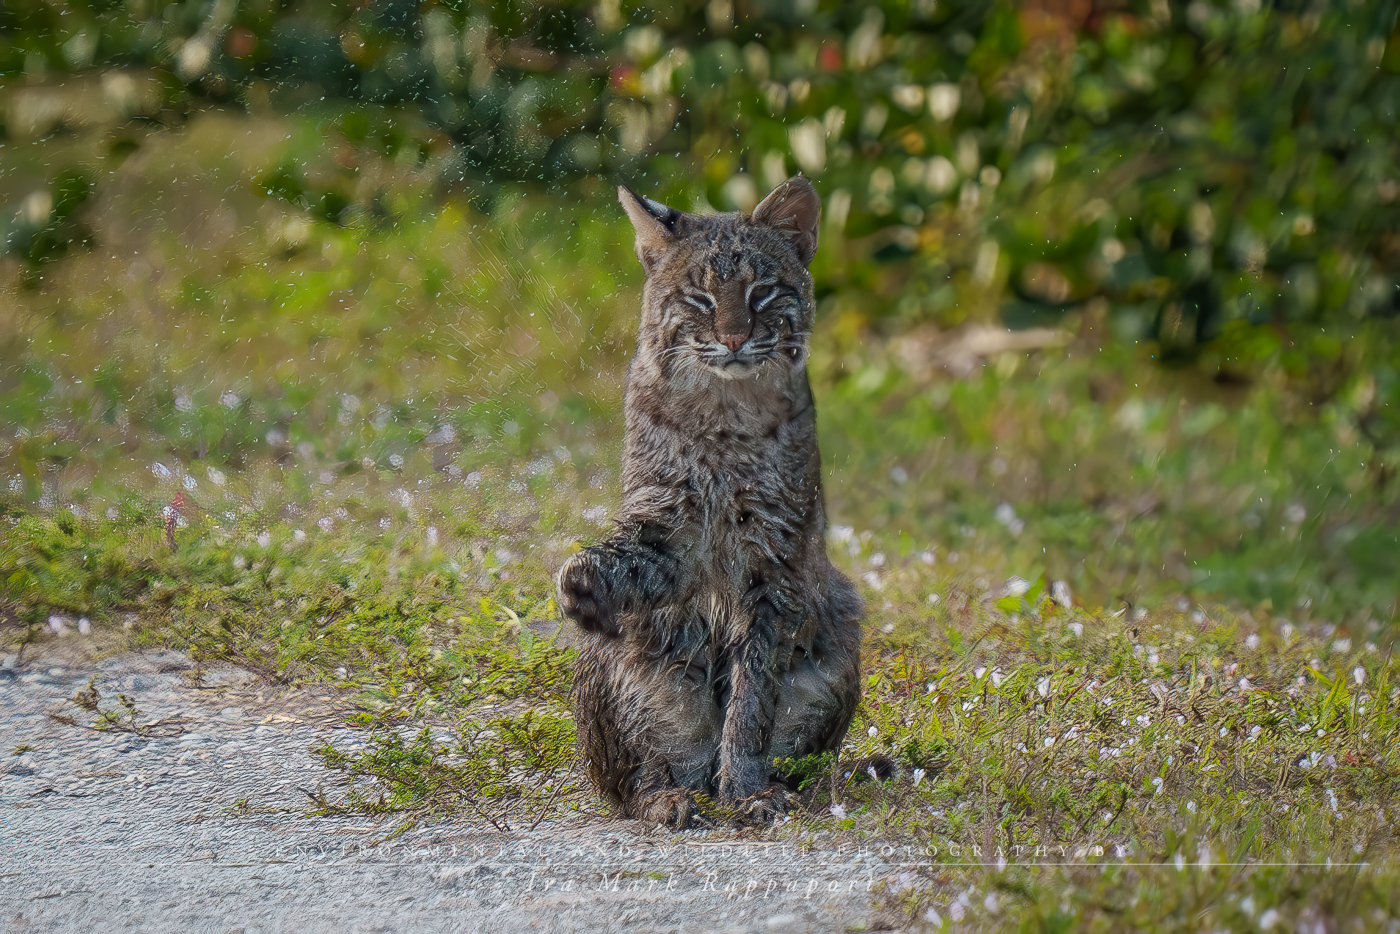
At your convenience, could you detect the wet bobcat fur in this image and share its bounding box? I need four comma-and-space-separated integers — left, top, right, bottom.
558, 176, 863, 828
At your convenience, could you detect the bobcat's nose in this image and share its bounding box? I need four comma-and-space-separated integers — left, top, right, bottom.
719, 334, 746, 353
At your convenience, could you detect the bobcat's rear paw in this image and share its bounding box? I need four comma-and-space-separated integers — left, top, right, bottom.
733, 783, 800, 825
557, 551, 621, 636
635, 788, 710, 831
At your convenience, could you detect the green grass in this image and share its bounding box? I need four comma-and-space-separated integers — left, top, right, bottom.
4, 107, 1400, 929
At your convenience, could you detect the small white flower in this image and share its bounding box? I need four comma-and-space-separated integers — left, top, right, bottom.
219, 390, 241, 409
1240, 895, 1255, 917
1246, 633, 1261, 650
256, 531, 271, 548
913, 768, 926, 787
1151, 777, 1163, 794
1174, 852, 1185, 870
867, 726, 878, 737
974, 666, 988, 679
1044, 737, 1054, 747
983, 893, 999, 913
829, 803, 847, 819
1068, 622, 1083, 638
1002, 576, 1031, 597
926, 592, 940, 605
1259, 908, 1280, 930
924, 908, 942, 928
1325, 788, 1338, 812
293, 529, 306, 542
948, 901, 965, 922
78, 616, 91, 635
1186, 800, 1196, 813
1354, 666, 1366, 686
991, 668, 1005, 687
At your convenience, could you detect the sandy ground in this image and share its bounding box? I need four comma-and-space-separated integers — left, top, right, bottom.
0, 634, 911, 933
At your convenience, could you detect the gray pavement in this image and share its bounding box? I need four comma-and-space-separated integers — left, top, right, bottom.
0, 637, 908, 933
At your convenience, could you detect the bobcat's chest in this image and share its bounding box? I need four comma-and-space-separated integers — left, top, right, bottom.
685, 427, 813, 579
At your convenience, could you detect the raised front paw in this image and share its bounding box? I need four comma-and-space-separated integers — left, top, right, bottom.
557, 549, 621, 636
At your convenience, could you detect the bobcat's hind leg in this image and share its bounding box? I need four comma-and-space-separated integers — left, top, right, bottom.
769, 634, 862, 770
573, 635, 720, 829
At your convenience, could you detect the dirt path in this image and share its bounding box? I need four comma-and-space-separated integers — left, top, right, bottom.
1, 637, 910, 933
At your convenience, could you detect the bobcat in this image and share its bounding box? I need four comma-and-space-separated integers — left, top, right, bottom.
558, 176, 863, 829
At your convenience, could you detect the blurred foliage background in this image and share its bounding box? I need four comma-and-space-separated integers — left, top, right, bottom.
7, 0, 1400, 336
1, 0, 1398, 622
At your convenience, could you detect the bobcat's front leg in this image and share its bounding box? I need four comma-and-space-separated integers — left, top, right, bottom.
717, 581, 798, 816
557, 532, 681, 636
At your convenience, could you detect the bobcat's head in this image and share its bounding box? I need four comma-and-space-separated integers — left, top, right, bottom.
620, 177, 821, 387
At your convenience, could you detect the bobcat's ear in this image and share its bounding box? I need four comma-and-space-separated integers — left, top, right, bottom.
618, 185, 681, 275
752, 175, 821, 265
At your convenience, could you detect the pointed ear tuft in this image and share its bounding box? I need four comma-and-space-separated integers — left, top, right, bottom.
618, 185, 680, 275
751, 175, 821, 265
